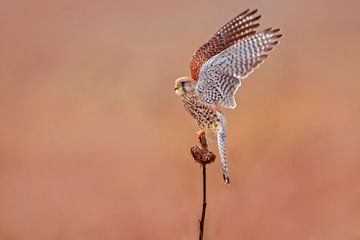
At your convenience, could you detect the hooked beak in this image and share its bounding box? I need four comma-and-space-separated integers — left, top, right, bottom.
174, 82, 181, 91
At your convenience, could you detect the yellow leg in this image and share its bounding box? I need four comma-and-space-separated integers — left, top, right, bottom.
195, 130, 205, 142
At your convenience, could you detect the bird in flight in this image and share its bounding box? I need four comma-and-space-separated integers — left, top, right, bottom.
174, 9, 282, 184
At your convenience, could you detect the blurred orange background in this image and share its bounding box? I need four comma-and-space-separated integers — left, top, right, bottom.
1, 0, 360, 239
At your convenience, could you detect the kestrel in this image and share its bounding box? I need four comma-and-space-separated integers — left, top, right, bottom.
174, 9, 282, 184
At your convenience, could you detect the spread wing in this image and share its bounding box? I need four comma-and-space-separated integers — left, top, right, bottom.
189, 9, 261, 81
195, 28, 283, 109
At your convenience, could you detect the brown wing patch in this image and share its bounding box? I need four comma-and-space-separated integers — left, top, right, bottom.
190, 9, 261, 80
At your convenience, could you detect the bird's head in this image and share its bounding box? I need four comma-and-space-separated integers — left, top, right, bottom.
174, 77, 195, 96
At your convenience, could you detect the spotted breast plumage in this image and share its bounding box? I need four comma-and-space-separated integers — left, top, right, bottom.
174, 9, 282, 184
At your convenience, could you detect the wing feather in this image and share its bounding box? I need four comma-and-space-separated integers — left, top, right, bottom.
196, 28, 282, 108
190, 9, 262, 80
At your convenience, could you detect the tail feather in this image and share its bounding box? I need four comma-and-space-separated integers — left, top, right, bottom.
217, 112, 230, 184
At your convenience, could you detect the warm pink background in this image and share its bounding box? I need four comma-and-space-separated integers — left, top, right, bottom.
1, 0, 359, 239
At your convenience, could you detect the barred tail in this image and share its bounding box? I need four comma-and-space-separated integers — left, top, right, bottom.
217, 112, 230, 184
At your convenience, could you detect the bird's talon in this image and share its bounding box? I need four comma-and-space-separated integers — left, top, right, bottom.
195, 130, 205, 142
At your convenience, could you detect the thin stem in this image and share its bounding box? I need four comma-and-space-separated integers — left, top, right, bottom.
190, 134, 214, 240
199, 163, 207, 240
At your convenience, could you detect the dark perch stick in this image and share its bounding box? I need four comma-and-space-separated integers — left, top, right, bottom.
190, 134, 216, 240
199, 164, 206, 240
